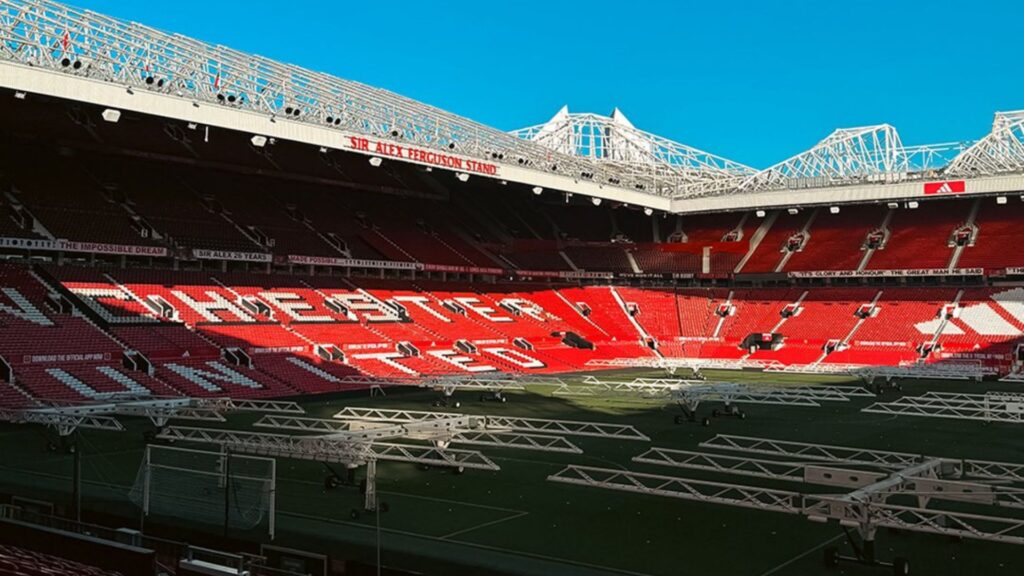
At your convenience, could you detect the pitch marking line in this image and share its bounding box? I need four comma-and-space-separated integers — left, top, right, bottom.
757, 533, 844, 576
280, 510, 655, 576
437, 510, 529, 540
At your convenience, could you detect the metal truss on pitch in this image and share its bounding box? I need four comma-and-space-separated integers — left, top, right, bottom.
586, 356, 783, 375
157, 423, 499, 511
863, 391, 1024, 424
157, 403, 641, 509
331, 407, 650, 441
550, 434, 1024, 570
586, 356, 993, 382
252, 414, 583, 454
0, 396, 303, 436
552, 376, 873, 424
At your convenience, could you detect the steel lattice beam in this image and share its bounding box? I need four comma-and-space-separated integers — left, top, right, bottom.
0, 0, 684, 200
548, 465, 803, 514
700, 434, 1024, 483
331, 407, 649, 441
803, 496, 1024, 545
862, 392, 1024, 424
448, 431, 582, 454
253, 414, 473, 441
947, 111, 1024, 177
156, 425, 499, 470
512, 107, 755, 198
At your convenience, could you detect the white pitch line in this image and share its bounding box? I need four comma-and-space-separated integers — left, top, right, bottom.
438, 510, 529, 540
279, 510, 656, 576
757, 533, 844, 576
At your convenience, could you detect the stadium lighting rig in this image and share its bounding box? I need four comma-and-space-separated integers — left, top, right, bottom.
156, 403, 640, 512
156, 424, 500, 512
331, 407, 650, 441
0, 397, 304, 437
863, 391, 1024, 424
550, 434, 1024, 574
319, 373, 534, 406
552, 376, 874, 426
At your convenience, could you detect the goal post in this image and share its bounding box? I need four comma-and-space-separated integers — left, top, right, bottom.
129, 444, 276, 539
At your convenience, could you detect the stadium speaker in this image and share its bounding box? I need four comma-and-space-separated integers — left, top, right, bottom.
73, 60, 82, 69
325, 116, 334, 124
60, 57, 71, 67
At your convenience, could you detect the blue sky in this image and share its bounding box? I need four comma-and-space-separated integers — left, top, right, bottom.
79, 0, 1021, 168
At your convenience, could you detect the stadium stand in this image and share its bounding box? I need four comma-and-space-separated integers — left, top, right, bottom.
958, 198, 1024, 270
866, 201, 965, 270
784, 205, 889, 272
0, 544, 124, 576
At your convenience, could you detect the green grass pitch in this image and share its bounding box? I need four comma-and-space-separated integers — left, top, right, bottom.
2, 369, 1023, 576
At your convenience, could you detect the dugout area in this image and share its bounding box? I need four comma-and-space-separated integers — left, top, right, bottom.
1, 369, 1023, 576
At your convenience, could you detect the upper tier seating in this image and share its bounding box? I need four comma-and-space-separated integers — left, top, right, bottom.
741, 211, 814, 273
867, 201, 965, 270
785, 205, 888, 271
958, 199, 1024, 270
563, 246, 633, 272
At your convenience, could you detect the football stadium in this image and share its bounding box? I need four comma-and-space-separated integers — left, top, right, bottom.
1, 1, 1024, 575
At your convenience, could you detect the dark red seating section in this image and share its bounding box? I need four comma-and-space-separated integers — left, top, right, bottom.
0, 544, 123, 576
5, 136, 1024, 277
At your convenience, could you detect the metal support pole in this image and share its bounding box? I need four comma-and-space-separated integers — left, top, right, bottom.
364, 460, 377, 512
222, 449, 231, 538
140, 445, 151, 532
71, 431, 82, 522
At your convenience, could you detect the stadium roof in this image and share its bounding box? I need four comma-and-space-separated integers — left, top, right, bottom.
1, 0, 1024, 213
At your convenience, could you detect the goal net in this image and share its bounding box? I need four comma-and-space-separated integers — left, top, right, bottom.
129, 445, 276, 537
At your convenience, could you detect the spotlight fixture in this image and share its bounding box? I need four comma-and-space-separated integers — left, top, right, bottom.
907, 201, 919, 209
455, 172, 470, 182
997, 196, 1008, 205
101, 108, 121, 123
643, 207, 654, 216
368, 157, 383, 167
591, 197, 602, 206
755, 210, 766, 217
829, 206, 840, 214
532, 186, 543, 195
887, 202, 900, 209
13, 91, 26, 100
250, 135, 268, 147
787, 208, 799, 215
